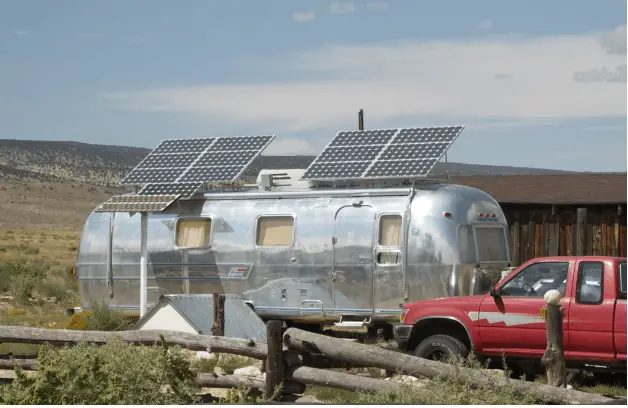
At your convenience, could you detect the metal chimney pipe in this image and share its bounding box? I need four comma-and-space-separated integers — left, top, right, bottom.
358, 109, 364, 130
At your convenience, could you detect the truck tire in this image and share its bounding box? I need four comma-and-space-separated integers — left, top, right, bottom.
413, 334, 469, 362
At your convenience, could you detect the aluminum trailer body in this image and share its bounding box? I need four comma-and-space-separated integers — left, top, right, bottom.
74, 182, 511, 327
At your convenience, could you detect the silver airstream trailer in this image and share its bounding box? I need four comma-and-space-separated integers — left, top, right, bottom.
73, 127, 511, 332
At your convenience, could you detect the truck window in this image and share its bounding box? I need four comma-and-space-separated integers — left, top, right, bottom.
500, 262, 569, 298
475, 227, 508, 262
576, 262, 604, 305
377, 214, 402, 265
256, 216, 294, 247
175, 218, 212, 249
620, 262, 627, 298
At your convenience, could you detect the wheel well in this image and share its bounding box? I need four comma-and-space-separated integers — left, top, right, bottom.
408, 318, 472, 352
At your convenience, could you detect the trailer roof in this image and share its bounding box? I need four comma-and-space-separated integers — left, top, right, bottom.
449, 173, 627, 205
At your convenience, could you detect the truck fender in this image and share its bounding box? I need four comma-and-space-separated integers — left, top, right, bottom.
409, 315, 477, 352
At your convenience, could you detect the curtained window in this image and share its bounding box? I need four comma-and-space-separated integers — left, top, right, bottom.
175, 218, 211, 248
377, 214, 402, 264
256, 216, 295, 247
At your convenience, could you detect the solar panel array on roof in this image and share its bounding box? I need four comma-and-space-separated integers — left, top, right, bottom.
300, 126, 464, 181
94, 194, 179, 213
119, 135, 275, 198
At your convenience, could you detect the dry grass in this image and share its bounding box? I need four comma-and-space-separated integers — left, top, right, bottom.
0, 178, 122, 230
0, 228, 80, 266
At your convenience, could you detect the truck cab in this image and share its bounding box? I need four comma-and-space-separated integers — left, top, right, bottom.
395, 256, 627, 375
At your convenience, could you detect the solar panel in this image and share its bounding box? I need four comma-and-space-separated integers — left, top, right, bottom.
120, 135, 275, 186
94, 194, 179, 213
122, 168, 187, 184
151, 138, 215, 154
137, 182, 203, 198
300, 126, 464, 181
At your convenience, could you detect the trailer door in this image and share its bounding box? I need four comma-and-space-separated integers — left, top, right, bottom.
332, 204, 375, 315
373, 213, 404, 315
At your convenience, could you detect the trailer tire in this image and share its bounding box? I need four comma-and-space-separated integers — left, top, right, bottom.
413, 334, 469, 362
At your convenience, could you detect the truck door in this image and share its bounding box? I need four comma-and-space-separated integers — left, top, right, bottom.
566, 260, 616, 362
332, 204, 375, 315
478, 260, 572, 357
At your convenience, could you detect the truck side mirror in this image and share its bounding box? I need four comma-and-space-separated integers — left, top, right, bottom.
489, 286, 499, 297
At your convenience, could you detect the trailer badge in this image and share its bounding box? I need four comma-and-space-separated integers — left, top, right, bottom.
476, 213, 498, 222
228, 266, 249, 278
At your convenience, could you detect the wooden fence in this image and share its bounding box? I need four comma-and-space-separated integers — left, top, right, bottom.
502, 204, 627, 266
0, 324, 617, 405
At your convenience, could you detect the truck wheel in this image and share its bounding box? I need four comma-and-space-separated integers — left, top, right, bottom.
414, 334, 469, 362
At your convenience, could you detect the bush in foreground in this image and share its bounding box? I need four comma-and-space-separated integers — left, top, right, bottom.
65, 302, 131, 331
1, 338, 200, 405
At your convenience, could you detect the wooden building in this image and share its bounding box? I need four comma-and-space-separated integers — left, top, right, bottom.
451, 173, 627, 266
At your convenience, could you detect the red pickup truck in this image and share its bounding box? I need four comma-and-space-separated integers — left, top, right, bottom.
394, 256, 627, 375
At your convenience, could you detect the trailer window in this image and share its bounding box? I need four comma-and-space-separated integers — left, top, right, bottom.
175, 218, 211, 249
576, 262, 604, 305
378, 215, 402, 246
459, 225, 476, 263
475, 227, 508, 262
256, 216, 294, 247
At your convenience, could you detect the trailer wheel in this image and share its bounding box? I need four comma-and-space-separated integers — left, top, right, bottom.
413, 334, 468, 362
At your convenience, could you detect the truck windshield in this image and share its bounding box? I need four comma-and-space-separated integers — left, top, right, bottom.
620, 262, 627, 295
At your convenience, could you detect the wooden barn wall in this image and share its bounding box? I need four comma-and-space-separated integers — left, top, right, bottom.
501, 204, 627, 266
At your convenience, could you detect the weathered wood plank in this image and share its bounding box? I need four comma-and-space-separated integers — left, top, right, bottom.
542, 214, 550, 257
535, 222, 543, 258
0, 326, 268, 360
265, 320, 284, 401
549, 221, 560, 256
212, 293, 226, 337
576, 208, 587, 256
512, 216, 521, 266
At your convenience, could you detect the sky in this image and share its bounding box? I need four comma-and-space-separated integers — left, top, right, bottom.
0, 0, 626, 172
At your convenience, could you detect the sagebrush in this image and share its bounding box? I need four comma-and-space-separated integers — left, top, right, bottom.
0, 337, 200, 405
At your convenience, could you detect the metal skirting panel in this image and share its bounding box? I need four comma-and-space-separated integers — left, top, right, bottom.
164, 293, 267, 342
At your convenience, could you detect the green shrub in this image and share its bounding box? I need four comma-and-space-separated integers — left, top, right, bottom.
85, 302, 131, 331
65, 302, 130, 332
36, 279, 69, 302
9, 274, 37, 305
190, 355, 218, 373
1, 338, 200, 405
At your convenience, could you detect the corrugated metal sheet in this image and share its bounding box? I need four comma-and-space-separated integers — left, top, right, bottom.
154, 294, 267, 342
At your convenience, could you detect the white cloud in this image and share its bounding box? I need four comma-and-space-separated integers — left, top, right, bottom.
11, 30, 30, 36
366, 2, 388, 10
598, 24, 626, 54
328, 2, 356, 14
263, 138, 312, 155
476, 19, 492, 30
574, 64, 627, 83
104, 25, 628, 133
293, 12, 315, 22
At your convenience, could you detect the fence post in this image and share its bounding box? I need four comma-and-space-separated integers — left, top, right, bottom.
576, 208, 587, 256
540, 289, 566, 387
212, 294, 225, 337
264, 320, 284, 401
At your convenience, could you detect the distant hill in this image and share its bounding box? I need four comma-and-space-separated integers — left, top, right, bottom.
0, 139, 578, 186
